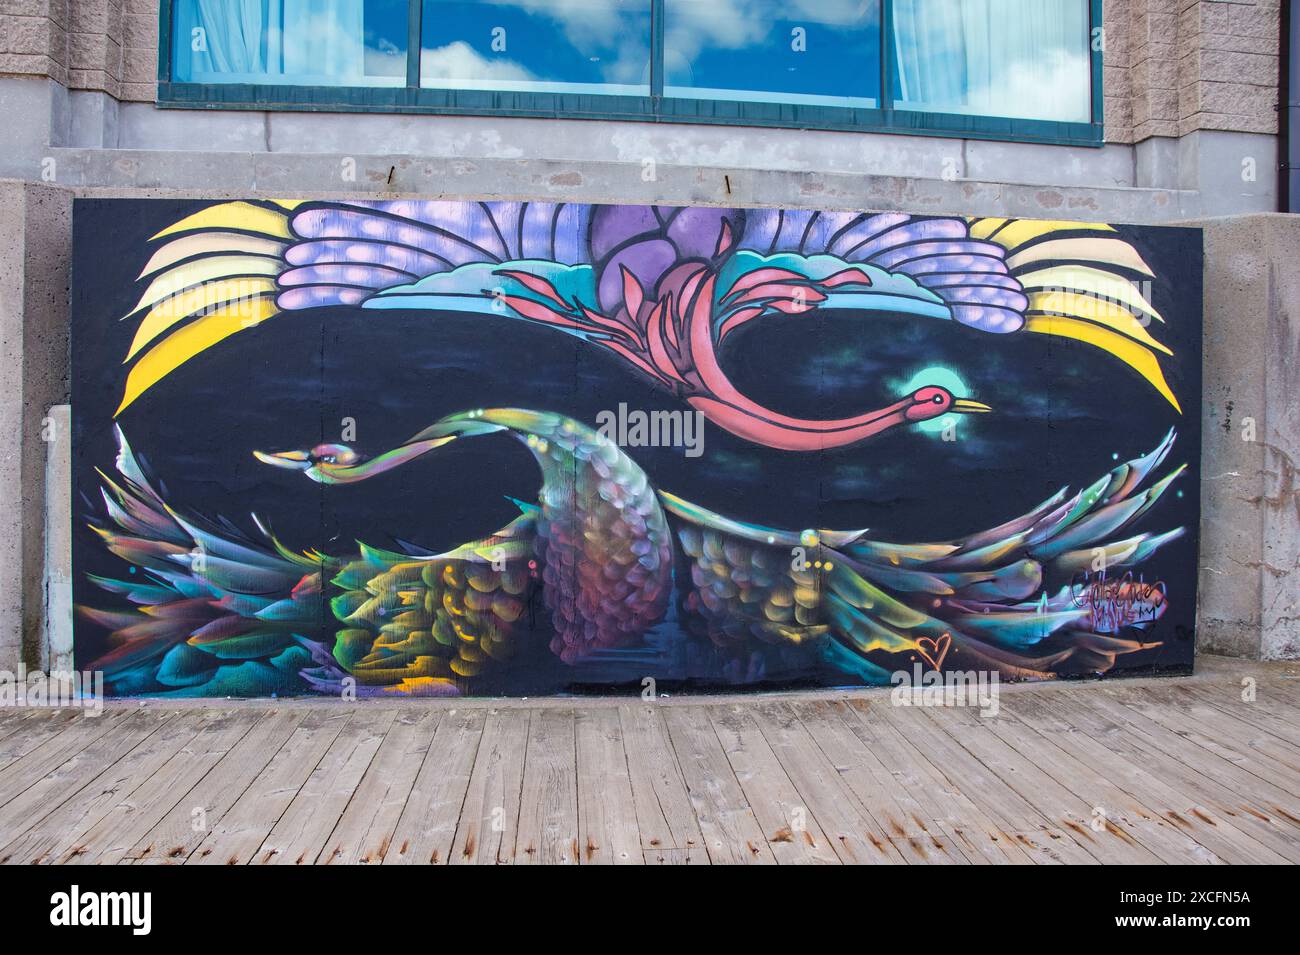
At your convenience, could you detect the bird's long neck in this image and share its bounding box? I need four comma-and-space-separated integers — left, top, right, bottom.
685, 393, 914, 452
319, 437, 450, 483
682, 292, 915, 451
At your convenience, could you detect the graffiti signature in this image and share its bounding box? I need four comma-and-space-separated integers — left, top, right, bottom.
1070, 571, 1168, 634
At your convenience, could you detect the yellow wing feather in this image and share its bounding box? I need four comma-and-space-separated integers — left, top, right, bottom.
125, 278, 280, 361
1027, 290, 1172, 356
981, 219, 1116, 250
116, 298, 279, 415
129, 255, 283, 314
974, 217, 1178, 413
117, 201, 295, 415
1017, 264, 1165, 324
151, 201, 295, 240
138, 232, 286, 279
1006, 237, 1155, 275
1025, 315, 1181, 413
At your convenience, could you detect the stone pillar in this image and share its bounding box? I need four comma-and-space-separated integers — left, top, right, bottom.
1173, 0, 1279, 213
0, 179, 71, 672
1195, 214, 1300, 661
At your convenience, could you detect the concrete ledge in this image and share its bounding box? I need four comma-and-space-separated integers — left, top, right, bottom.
29, 148, 1203, 223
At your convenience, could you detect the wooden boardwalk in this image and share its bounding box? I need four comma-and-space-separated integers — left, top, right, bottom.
1, 655, 1297, 865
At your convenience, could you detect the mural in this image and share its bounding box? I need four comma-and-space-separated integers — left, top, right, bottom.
71, 200, 1202, 697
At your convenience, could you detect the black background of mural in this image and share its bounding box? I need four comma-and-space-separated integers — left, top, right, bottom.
71, 200, 1203, 693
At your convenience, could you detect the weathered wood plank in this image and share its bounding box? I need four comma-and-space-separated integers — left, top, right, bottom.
1076, 689, 1300, 839
804, 699, 971, 864
1118, 686, 1300, 788
861, 698, 1101, 864
188, 710, 352, 864
756, 702, 908, 864
385, 708, 485, 865
0, 710, 168, 858
711, 703, 841, 864
618, 704, 704, 854
319, 709, 440, 865
256, 707, 396, 865
0, 709, 82, 763
2, 710, 208, 865
1015, 693, 1283, 865
643, 847, 702, 864
943, 694, 1224, 864
1180, 684, 1300, 747
515, 707, 579, 865
0, 710, 133, 804
5, 660, 1298, 868
662, 705, 774, 865
822, 700, 1032, 865
574, 707, 642, 864
449, 708, 529, 864
1041, 691, 1300, 863
61, 710, 264, 865
125, 708, 307, 864
918, 703, 1162, 863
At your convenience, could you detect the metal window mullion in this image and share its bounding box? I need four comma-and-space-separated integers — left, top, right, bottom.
407, 0, 423, 89
1089, 0, 1104, 127
880, 0, 893, 113
159, 0, 174, 83
650, 0, 664, 99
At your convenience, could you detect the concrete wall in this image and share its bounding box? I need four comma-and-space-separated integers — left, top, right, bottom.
1195, 213, 1300, 661
0, 75, 1275, 221
0, 180, 70, 671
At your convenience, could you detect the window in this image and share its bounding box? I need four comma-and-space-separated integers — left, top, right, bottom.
172, 0, 409, 87
890, 0, 1092, 122
663, 1, 881, 109
419, 0, 651, 96
159, 1, 1102, 145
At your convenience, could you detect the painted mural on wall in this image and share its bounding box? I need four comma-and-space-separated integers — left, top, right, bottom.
71, 200, 1202, 697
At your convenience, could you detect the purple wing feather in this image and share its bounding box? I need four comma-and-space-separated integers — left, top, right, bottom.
271, 201, 1028, 335
276, 200, 592, 312
736, 210, 1027, 333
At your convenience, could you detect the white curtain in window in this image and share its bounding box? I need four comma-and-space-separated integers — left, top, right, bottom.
892, 0, 1090, 122
182, 0, 366, 82
192, 0, 269, 74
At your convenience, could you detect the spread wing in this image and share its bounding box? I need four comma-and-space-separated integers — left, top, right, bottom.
115, 202, 1179, 417
115, 199, 594, 414
320, 503, 544, 695
662, 428, 1186, 683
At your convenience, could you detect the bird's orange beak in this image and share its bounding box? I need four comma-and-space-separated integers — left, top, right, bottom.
952, 398, 992, 414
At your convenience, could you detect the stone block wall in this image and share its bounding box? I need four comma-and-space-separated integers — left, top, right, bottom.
1103, 0, 1281, 144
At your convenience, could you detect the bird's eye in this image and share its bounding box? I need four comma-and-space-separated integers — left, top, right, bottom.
323, 456, 335, 464
932, 395, 944, 404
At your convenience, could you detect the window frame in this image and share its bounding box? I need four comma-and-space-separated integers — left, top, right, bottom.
156, 0, 1105, 147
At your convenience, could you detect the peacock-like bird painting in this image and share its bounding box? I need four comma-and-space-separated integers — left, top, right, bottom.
70, 199, 1202, 697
